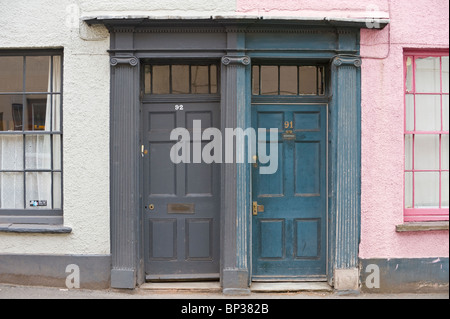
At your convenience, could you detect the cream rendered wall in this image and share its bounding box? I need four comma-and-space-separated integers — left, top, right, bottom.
0, 0, 111, 255
0, 0, 237, 255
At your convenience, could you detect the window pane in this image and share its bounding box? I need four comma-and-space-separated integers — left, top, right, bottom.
0, 172, 24, 209
26, 95, 49, 131
405, 134, 413, 170
261, 66, 278, 95
415, 95, 441, 131
442, 56, 449, 94
0, 56, 23, 93
252, 66, 260, 95
53, 172, 62, 209
26, 172, 51, 210
405, 94, 415, 131
405, 57, 414, 93
0, 135, 23, 170
280, 66, 298, 95
25, 56, 50, 93
25, 135, 51, 170
52, 56, 62, 93
0, 95, 24, 131
53, 135, 61, 171
442, 134, 449, 170
152, 65, 170, 94
443, 95, 449, 131
171, 65, 190, 94
210, 65, 218, 94
144, 65, 151, 94
299, 66, 317, 95
405, 172, 413, 209
415, 172, 439, 208
415, 57, 440, 93
318, 67, 325, 95
191, 65, 209, 94
414, 134, 440, 170
52, 94, 61, 132
442, 172, 449, 208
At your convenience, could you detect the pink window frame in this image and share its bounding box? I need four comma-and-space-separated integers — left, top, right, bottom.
403, 49, 449, 222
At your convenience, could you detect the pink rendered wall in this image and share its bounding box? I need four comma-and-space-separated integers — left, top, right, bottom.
237, 0, 449, 258
359, 0, 449, 259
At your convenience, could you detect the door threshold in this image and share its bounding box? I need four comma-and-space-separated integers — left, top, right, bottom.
140, 281, 221, 293
251, 282, 332, 293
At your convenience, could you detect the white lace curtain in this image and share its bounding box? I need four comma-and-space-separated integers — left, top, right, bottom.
0, 56, 61, 209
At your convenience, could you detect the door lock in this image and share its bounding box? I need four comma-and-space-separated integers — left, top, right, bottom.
252, 201, 264, 216
252, 155, 258, 168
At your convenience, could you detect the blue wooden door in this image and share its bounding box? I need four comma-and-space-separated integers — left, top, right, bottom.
252, 104, 327, 280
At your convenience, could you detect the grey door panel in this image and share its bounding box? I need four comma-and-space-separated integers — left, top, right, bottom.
143, 102, 221, 278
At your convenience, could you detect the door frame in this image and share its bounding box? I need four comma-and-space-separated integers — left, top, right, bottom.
250, 102, 329, 282
103, 20, 365, 290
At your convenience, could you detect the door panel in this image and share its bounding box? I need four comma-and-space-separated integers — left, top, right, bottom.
252, 104, 327, 280
143, 102, 220, 279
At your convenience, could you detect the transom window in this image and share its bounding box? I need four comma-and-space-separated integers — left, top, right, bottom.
404, 50, 449, 222
0, 50, 62, 216
252, 65, 325, 96
144, 63, 219, 95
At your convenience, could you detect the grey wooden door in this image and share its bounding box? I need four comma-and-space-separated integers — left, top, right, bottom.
143, 101, 221, 280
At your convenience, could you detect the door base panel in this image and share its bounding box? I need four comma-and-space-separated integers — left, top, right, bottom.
252, 275, 327, 282
146, 273, 220, 282
251, 282, 332, 292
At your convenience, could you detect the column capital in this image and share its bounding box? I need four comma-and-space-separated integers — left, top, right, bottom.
221, 55, 251, 66
110, 55, 139, 67
332, 55, 362, 68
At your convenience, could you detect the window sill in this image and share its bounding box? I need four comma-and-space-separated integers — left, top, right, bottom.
0, 223, 72, 234
396, 221, 449, 233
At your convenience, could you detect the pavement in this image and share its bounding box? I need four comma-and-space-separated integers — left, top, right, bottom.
0, 283, 448, 299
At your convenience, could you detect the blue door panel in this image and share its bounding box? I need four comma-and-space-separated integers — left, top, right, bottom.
252, 104, 327, 279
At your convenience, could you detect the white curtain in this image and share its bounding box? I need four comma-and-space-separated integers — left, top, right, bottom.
0, 135, 24, 208
0, 56, 61, 210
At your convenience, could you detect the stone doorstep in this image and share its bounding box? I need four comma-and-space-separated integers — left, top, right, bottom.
140, 282, 222, 293
139, 282, 333, 293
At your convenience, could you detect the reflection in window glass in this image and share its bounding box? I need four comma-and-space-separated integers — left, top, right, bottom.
260, 66, 278, 95
280, 66, 297, 95
0, 95, 24, 131
152, 65, 170, 94
299, 66, 317, 95
25, 56, 50, 92
191, 66, 209, 94
0, 56, 23, 93
172, 65, 190, 94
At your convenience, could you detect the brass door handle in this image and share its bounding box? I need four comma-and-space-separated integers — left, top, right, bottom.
252, 201, 264, 216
